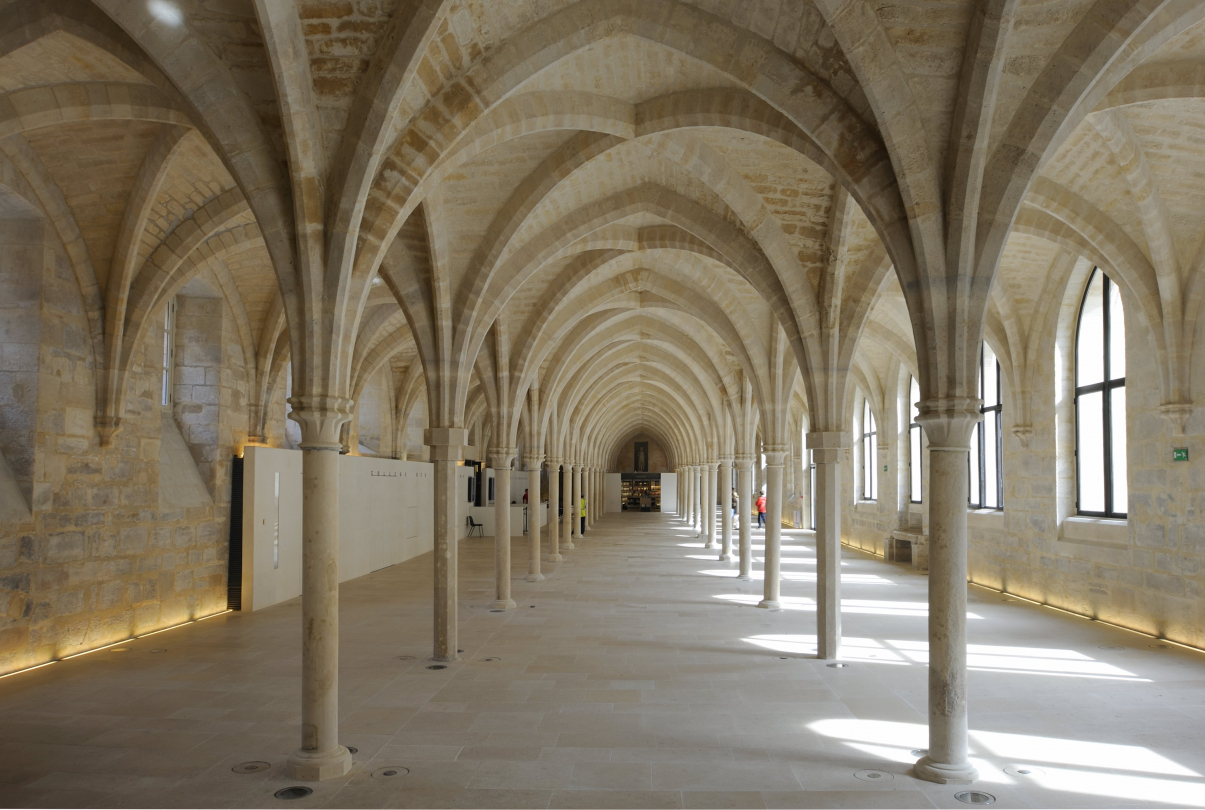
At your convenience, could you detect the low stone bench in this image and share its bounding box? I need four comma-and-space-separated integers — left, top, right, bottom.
886, 529, 928, 572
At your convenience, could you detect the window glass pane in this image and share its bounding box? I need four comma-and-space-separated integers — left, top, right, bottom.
1078, 271, 1105, 386
983, 345, 998, 407
910, 376, 920, 422
1109, 279, 1126, 380
910, 425, 922, 501
984, 410, 999, 508
968, 423, 981, 506
1111, 387, 1127, 513
1078, 390, 1105, 512
869, 438, 877, 500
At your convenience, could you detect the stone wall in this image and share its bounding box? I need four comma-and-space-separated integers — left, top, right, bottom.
0, 204, 247, 676
614, 433, 670, 472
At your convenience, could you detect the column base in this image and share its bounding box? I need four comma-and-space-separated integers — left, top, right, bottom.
562, 541, 575, 549
491, 599, 516, 609
757, 599, 781, 610
912, 757, 978, 785
546, 553, 563, 562
704, 542, 716, 549
286, 746, 352, 781
525, 573, 545, 582
719, 553, 733, 562
738, 574, 752, 581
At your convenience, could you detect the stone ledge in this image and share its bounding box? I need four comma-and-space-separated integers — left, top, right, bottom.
1060, 516, 1129, 548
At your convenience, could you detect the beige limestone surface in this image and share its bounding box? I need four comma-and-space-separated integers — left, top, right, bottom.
1, 511, 1204, 809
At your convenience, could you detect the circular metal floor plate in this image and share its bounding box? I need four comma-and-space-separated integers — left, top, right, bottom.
232, 761, 270, 774
854, 769, 893, 782
955, 791, 996, 805
1004, 765, 1045, 778
826, 662, 851, 668
371, 766, 409, 779
426, 664, 447, 670
274, 786, 312, 800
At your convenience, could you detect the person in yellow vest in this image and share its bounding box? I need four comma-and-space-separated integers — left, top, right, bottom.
580, 495, 587, 536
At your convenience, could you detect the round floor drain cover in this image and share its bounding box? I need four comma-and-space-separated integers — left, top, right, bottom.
232, 761, 270, 774
371, 766, 409, 779
148, 649, 167, 654
397, 655, 415, 660
854, 769, 892, 782
910, 749, 927, 757
481, 657, 501, 662
529, 605, 537, 608
274, 786, 312, 800
955, 791, 996, 805
1004, 765, 1044, 777
427, 664, 447, 670
489, 609, 505, 613
826, 662, 850, 668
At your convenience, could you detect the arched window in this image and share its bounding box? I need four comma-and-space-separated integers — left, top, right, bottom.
969, 343, 1003, 510
1076, 268, 1126, 517
161, 297, 176, 407
861, 400, 877, 500
909, 376, 922, 503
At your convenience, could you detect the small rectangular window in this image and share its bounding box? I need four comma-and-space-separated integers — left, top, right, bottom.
909, 376, 922, 503
161, 298, 176, 408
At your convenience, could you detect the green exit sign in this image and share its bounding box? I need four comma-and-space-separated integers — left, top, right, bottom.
1174, 448, 1189, 462
883, 464, 888, 472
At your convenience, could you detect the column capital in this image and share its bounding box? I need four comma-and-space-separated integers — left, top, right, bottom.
424, 427, 469, 460
733, 453, 755, 466
523, 453, 544, 469
717, 455, 734, 465
763, 445, 788, 466
489, 446, 517, 468
289, 395, 355, 450
546, 456, 562, 466
916, 398, 982, 449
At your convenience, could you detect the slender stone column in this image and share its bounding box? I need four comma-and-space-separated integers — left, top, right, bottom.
913, 403, 981, 785
578, 465, 586, 536
570, 463, 581, 540
562, 463, 575, 549
588, 467, 596, 527
676, 467, 684, 517
703, 462, 717, 549
680, 466, 689, 522
719, 456, 734, 561
808, 432, 848, 659
426, 428, 467, 663
691, 465, 701, 536
735, 455, 753, 580
547, 459, 562, 561
286, 398, 354, 781
525, 454, 544, 581
490, 449, 517, 609
758, 448, 787, 609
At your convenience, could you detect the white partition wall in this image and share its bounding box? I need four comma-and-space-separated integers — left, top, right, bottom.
241, 447, 436, 611
605, 473, 622, 512
660, 473, 677, 512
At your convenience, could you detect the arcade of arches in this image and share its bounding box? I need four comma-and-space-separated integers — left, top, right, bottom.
2, 0, 1205, 806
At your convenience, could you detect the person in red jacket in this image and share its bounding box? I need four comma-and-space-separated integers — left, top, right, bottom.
755, 492, 767, 528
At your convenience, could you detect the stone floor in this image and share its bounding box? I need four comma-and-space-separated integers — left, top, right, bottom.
2, 512, 1205, 809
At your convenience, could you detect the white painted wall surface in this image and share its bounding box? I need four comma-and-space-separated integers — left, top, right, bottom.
605, 473, 621, 512
464, 503, 547, 535
660, 473, 677, 512
241, 448, 436, 611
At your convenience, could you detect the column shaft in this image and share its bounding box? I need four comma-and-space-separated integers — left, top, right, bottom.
570, 465, 581, 540
703, 464, 716, 549
720, 458, 733, 561
813, 444, 844, 659
547, 462, 562, 561
526, 460, 543, 581
492, 457, 515, 609
736, 459, 753, 580
563, 465, 576, 549
758, 453, 785, 608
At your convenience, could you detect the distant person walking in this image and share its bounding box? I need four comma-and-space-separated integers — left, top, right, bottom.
731, 488, 738, 521
756, 492, 767, 528
580, 495, 587, 535
522, 489, 529, 504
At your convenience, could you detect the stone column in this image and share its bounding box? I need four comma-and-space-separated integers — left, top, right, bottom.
676, 468, 683, 517
490, 449, 517, 609
562, 462, 576, 549
913, 403, 980, 785
719, 456, 734, 561
525, 454, 544, 581
736, 455, 753, 580
691, 465, 700, 536
570, 463, 581, 540
427, 428, 466, 662
703, 462, 717, 549
587, 467, 596, 527
809, 432, 848, 659
286, 397, 354, 780
758, 447, 787, 609
547, 459, 562, 561
577, 465, 586, 536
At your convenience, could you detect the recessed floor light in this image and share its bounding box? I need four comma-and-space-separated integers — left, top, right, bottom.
232, 761, 269, 774
854, 769, 892, 782
274, 786, 312, 800
955, 791, 996, 805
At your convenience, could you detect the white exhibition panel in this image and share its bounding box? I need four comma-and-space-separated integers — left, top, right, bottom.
241, 447, 437, 611
605, 473, 621, 512
660, 473, 677, 512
